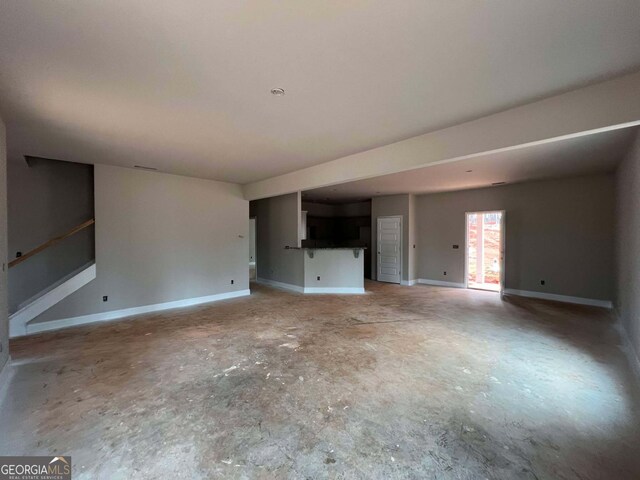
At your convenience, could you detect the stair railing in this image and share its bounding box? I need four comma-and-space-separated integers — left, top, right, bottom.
8, 218, 95, 268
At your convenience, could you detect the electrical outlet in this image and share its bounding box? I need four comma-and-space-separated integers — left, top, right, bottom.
16, 251, 22, 258
231, 279, 234, 285
317, 276, 321, 281
103, 295, 108, 302
444, 271, 447, 276
540, 280, 545, 286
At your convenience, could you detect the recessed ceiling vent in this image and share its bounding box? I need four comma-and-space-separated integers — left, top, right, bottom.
491, 181, 506, 186
134, 165, 158, 171
270, 88, 285, 96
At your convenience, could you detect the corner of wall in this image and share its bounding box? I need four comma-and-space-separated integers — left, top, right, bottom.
614, 128, 640, 377
613, 306, 640, 382
0, 113, 8, 375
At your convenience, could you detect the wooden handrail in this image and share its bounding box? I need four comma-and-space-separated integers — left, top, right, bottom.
9, 218, 95, 268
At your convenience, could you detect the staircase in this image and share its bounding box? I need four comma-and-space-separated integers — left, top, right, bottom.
8, 218, 96, 337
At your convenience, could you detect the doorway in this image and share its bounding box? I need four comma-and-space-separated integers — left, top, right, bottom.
249, 217, 256, 281
377, 215, 402, 284
465, 211, 505, 293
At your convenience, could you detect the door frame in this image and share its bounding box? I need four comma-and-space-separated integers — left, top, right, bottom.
376, 215, 403, 284
464, 210, 505, 293
249, 216, 257, 279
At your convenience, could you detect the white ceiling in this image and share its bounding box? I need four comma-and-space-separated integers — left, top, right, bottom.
303, 127, 638, 203
1, 1, 639, 183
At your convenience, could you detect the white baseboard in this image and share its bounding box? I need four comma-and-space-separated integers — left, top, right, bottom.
256, 277, 304, 293
401, 279, 417, 286
24, 289, 251, 336
418, 279, 466, 288
257, 278, 365, 294
303, 287, 366, 294
503, 288, 612, 309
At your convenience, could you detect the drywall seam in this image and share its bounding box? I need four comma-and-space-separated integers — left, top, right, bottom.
24, 289, 251, 336
418, 279, 466, 288
503, 288, 612, 308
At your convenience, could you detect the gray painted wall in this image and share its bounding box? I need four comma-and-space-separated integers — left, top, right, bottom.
32, 164, 248, 324
416, 174, 615, 301
616, 131, 640, 363
304, 250, 364, 290
372, 194, 415, 282
251, 192, 304, 287
8, 158, 94, 313
0, 115, 8, 373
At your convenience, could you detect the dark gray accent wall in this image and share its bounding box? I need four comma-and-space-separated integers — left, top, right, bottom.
8, 157, 94, 313
416, 174, 615, 301
251, 192, 304, 287
616, 131, 640, 366
302, 201, 371, 218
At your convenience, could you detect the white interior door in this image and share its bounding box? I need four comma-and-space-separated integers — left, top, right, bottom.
377, 216, 402, 284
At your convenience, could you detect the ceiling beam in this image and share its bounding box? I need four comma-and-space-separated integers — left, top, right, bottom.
243, 71, 640, 201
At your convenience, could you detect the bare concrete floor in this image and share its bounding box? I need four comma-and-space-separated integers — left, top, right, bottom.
2, 281, 640, 479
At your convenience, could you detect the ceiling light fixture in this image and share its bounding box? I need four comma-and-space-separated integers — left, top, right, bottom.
270, 88, 285, 96
466, 170, 473, 173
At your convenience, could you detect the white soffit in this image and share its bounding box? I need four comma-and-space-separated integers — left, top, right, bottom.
303, 127, 638, 202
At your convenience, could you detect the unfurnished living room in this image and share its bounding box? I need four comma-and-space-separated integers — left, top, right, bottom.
1, 2, 640, 479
